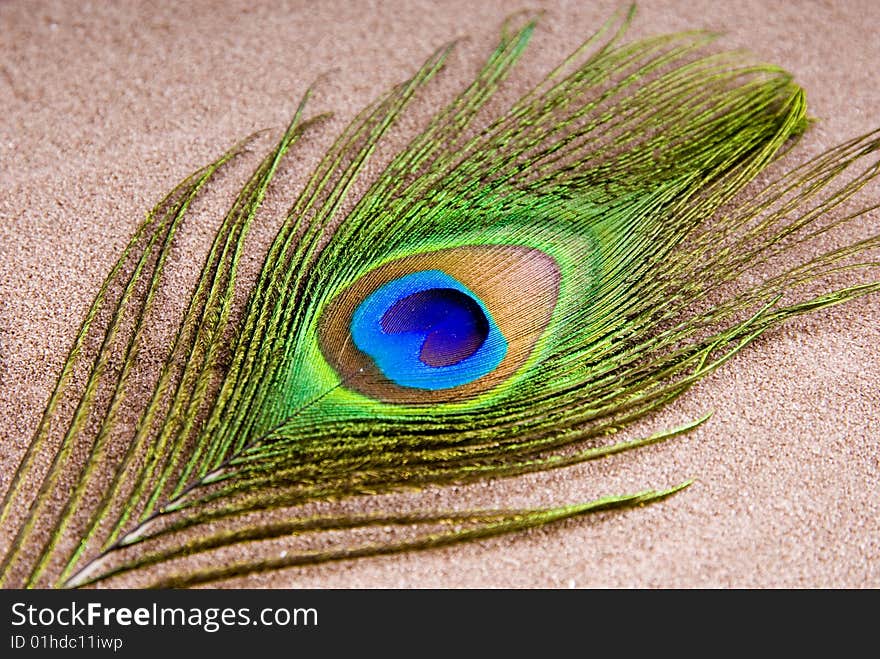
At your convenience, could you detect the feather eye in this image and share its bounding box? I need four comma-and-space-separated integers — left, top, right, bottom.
319, 246, 560, 402
1, 7, 878, 589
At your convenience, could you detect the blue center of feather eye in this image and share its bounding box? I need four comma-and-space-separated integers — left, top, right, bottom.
381, 289, 489, 367
350, 270, 507, 390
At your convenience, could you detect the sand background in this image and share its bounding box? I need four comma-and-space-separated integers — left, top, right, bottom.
1, 0, 878, 587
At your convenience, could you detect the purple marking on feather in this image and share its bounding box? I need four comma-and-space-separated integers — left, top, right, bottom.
380, 288, 489, 367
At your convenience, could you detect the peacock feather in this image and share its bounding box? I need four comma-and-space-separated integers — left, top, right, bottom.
1, 5, 878, 588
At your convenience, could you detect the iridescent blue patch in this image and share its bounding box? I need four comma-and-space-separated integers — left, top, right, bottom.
350, 270, 507, 390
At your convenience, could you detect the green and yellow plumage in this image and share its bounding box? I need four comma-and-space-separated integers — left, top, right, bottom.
1, 7, 878, 588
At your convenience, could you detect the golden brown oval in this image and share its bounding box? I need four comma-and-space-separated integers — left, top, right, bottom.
318, 245, 560, 404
